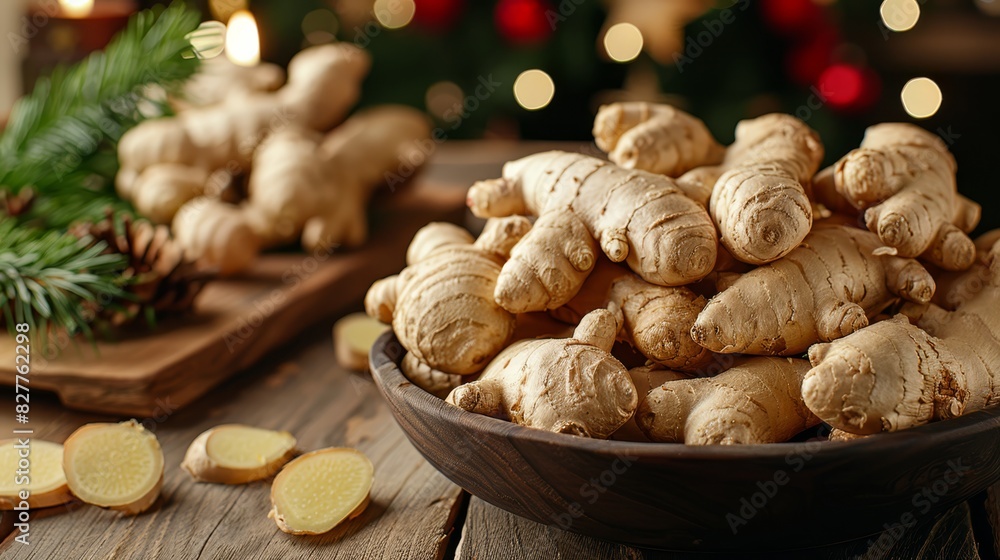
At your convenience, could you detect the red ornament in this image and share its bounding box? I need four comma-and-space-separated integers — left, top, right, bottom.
760, 0, 825, 37
495, 0, 553, 44
815, 63, 880, 112
413, 0, 464, 30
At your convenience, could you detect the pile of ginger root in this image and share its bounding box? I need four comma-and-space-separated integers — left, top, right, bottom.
367, 101, 1000, 445
116, 44, 432, 275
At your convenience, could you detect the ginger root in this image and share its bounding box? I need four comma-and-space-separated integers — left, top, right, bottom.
593, 107, 823, 263
637, 357, 819, 445
246, 106, 431, 250
707, 114, 823, 264
692, 224, 936, 355
62, 420, 164, 514
611, 365, 690, 442
401, 353, 464, 398
171, 106, 430, 274
182, 425, 297, 484
446, 307, 637, 438
593, 102, 724, 177
269, 447, 373, 535
117, 44, 370, 221
468, 151, 717, 292
804, 232, 1000, 434
0, 440, 73, 509
172, 198, 260, 276
609, 274, 715, 372
814, 123, 981, 270
366, 218, 531, 375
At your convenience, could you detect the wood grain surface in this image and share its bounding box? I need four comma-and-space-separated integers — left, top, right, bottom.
0, 175, 466, 417
0, 329, 465, 560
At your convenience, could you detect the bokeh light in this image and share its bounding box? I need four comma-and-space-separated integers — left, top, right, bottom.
880, 0, 920, 32
901, 77, 942, 118
513, 69, 555, 111
302, 9, 339, 45
225, 10, 261, 67
425, 81, 465, 121
817, 64, 864, 109
604, 23, 644, 63
58, 0, 94, 18
374, 0, 416, 30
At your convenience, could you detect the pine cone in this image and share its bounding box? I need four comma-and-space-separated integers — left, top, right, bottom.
71, 212, 214, 327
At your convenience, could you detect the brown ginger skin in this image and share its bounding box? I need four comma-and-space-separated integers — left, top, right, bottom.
467, 151, 717, 293
117, 44, 370, 221
637, 357, 819, 445
172, 198, 260, 276
609, 274, 715, 372
592, 102, 725, 178
707, 114, 824, 264
611, 365, 691, 442
804, 232, 1000, 434
593, 108, 823, 263
446, 307, 637, 439
691, 224, 936, 356
494, 208, 598, 312
814, 123, 981, 270
365, 218, 531, 375
247, 106, 432, 250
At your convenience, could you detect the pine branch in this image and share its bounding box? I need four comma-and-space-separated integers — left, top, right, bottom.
0, 1, 202, 229
0, 219, 127, 344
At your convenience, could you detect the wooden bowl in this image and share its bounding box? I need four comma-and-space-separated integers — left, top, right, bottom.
370, 333, 1000, 552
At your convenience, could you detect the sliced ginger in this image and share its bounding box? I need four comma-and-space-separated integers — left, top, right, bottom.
63, 420, 164, 515
333, 313, 390, 372
182, 425, 297, 484
0, 440, 73, 509
269, 447, 373, 535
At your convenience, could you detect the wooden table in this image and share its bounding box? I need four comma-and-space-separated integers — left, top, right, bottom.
1, 143, 999, 559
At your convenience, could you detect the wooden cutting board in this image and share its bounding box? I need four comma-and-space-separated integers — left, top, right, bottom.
0, 177, 467, 416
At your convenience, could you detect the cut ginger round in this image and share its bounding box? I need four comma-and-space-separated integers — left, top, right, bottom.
62, 420, 164, 515
269, 447, 373, 535
182, 424, 297, 484
0, 439, 73, 509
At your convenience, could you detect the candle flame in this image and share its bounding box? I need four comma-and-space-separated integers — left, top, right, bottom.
59, 0, 95, 18
225, 10, 260, 67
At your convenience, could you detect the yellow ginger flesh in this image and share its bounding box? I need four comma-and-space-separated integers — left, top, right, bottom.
63, 420, 164, 514
182, 424, 297, 484
0, 440, 72, 509
269, 448, 373, 535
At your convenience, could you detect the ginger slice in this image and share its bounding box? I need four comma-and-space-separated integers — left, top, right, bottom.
182, 424, 297, 484
62, 420, 164, 514
333, 313, 390, 372
269, 447, 373, 535
0, 440, 73, 509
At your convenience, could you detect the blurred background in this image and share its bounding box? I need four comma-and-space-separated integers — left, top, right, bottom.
2, 0, 999, 230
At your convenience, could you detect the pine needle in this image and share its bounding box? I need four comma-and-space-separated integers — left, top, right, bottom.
0, 1, 202, 229
0, 219, 126, 343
